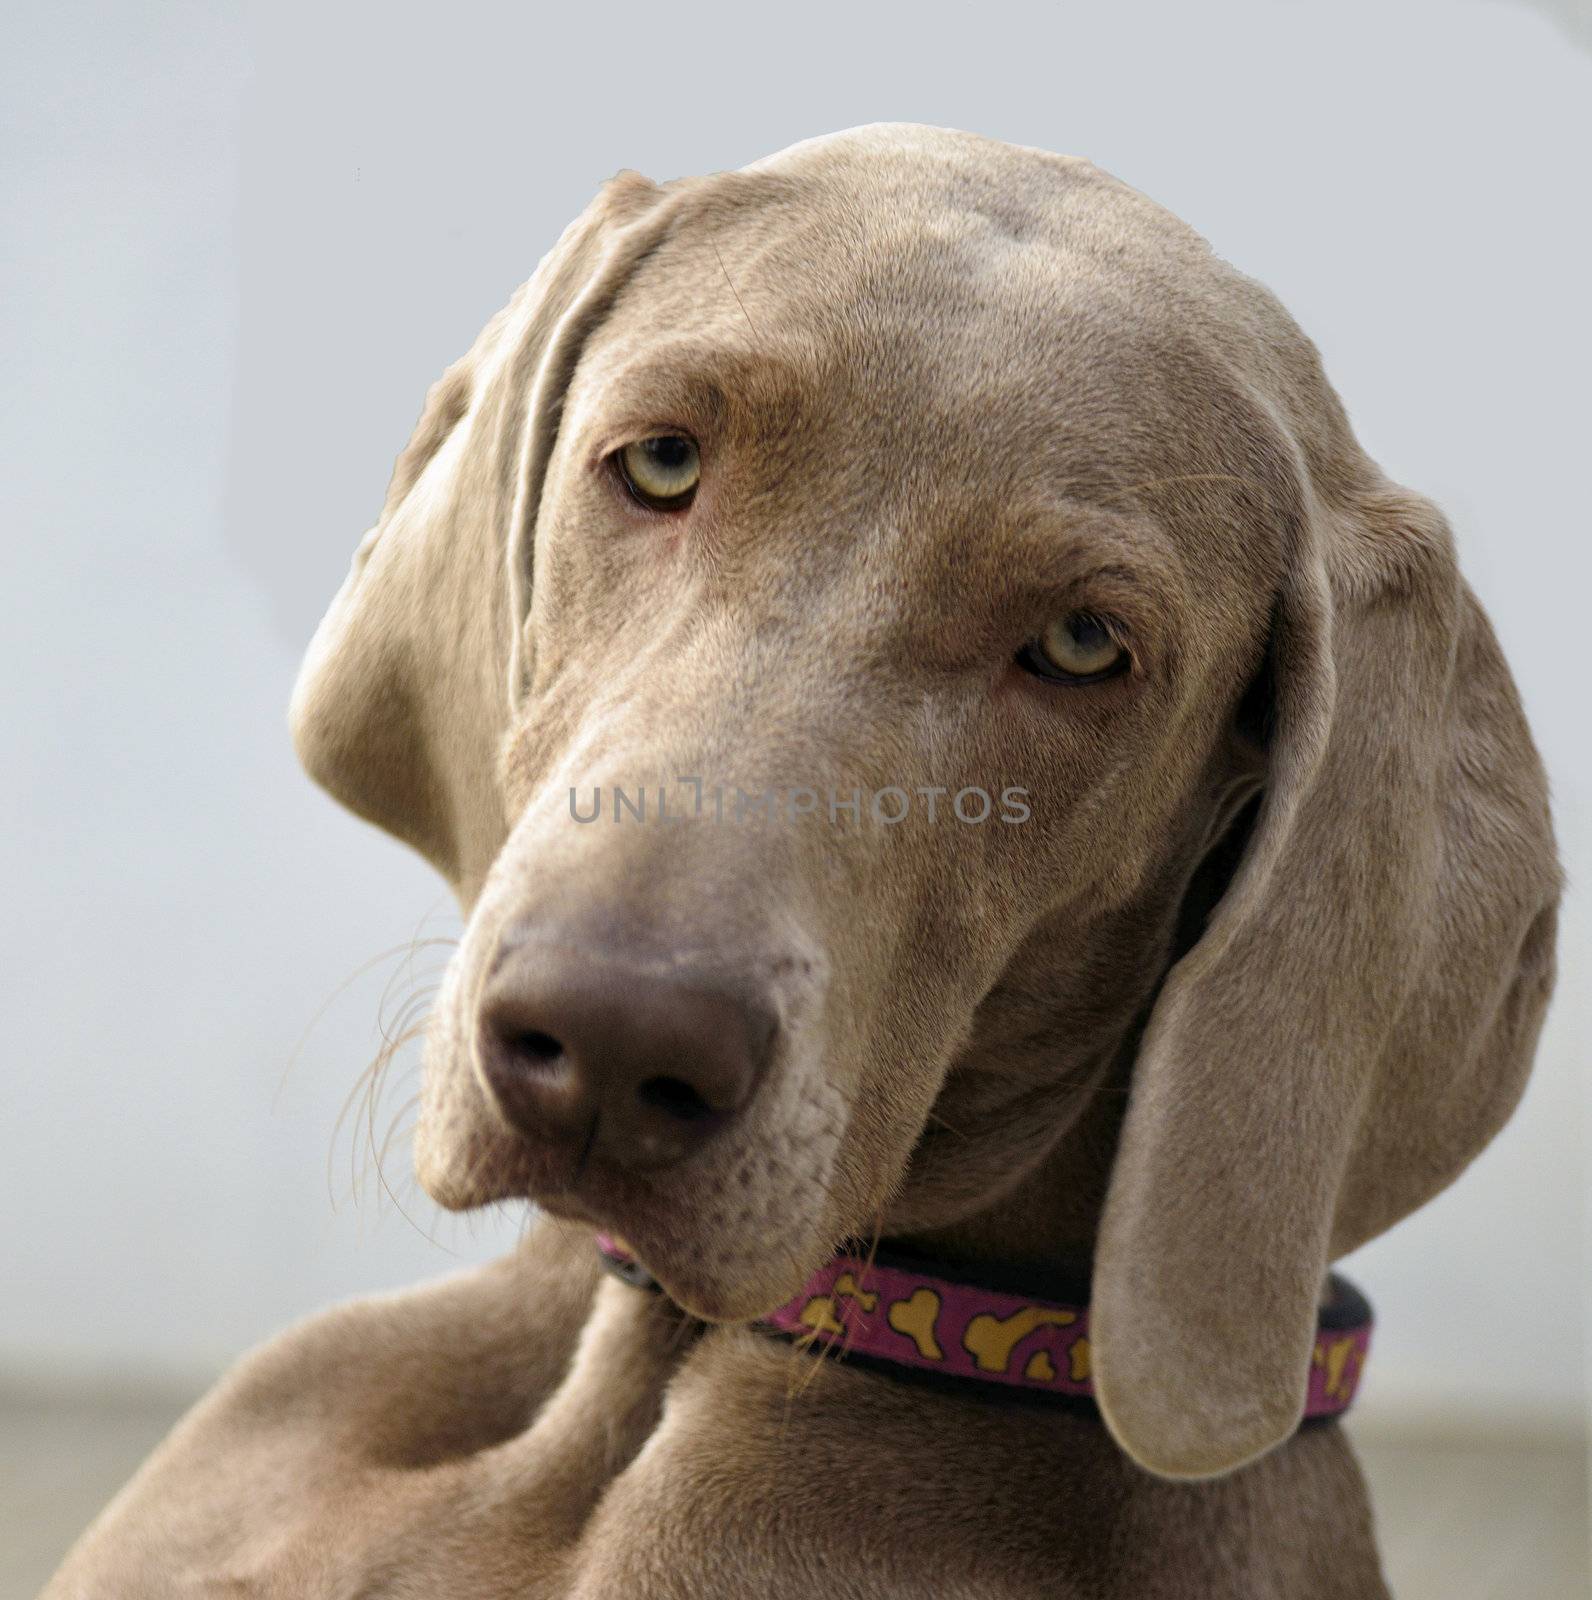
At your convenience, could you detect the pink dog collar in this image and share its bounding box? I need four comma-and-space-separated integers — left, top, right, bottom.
596, 1233, 1372, 1420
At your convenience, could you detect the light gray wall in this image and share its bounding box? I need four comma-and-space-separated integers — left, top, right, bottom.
3, 0, 1587, 1429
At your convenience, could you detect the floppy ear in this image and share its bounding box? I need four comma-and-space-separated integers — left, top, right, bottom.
289, 172, 679, 900
1091, 476, 1560, 1479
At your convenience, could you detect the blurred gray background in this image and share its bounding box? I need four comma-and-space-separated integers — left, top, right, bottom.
3, 0, 1587, 1455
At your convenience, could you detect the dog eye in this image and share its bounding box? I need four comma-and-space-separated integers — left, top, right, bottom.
615, 434, 700, 510
1017, 613, 1130, 684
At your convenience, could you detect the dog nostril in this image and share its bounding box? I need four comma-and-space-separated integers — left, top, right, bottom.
636, 1074, 718, 1123
513, 1029, 564, 1065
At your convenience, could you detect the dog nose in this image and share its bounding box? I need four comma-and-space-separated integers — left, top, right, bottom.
476, 938, 777, 1172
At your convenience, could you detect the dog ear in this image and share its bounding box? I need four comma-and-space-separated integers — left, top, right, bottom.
1091, 478, 1559, 1479
289, 172, 676, 900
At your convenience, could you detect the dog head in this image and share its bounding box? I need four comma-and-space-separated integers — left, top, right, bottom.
292, 126, 1558, 1478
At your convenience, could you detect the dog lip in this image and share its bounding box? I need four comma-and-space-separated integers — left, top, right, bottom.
529, 1191, 599, 1227
526, 1154, 667, 1230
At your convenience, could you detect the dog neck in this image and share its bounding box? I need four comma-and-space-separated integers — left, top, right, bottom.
885, 784, 1260, 1279
893, 1065, 1129, 1275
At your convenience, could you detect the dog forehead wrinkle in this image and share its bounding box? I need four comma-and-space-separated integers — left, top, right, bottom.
592, 276, 1272, 574
568, 338, 816, 452
625, 188, 1082, 380
580, 165, 1296, 538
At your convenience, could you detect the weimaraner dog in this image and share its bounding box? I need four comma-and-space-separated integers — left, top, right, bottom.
48, 125, 1558, 1598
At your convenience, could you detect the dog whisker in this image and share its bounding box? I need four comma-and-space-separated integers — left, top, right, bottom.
276, 934, 457, 1113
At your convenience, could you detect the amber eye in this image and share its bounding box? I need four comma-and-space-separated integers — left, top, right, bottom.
615, 434, 700, 509
1017, 612, 1130, 684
